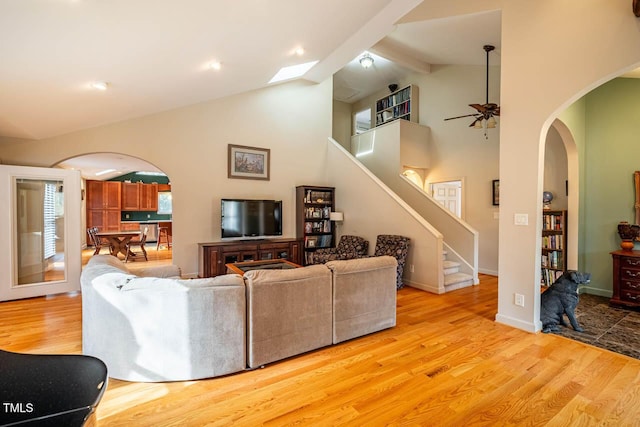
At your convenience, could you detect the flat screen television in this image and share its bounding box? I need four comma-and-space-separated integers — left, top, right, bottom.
221, 199, 283, 239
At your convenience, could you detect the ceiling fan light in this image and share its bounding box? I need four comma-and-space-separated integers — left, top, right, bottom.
487, 116, 497, 128
359, 53, 374, 69
473, 120, 483, 129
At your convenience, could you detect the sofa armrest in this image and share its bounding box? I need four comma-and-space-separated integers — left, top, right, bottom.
133, 264, 181, 278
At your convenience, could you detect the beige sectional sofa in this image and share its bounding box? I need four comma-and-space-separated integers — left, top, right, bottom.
81, 254, 397, 382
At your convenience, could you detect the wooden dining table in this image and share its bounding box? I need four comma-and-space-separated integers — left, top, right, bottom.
95, 230, 142, 258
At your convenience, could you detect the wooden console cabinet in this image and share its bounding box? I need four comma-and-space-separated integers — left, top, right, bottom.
198, 238, 302, 277
611, 250, 640, 308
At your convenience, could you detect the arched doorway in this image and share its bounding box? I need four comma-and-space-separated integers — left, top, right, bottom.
54, 153, 172, 266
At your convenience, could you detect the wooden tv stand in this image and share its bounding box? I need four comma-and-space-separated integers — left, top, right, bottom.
198, 238, 302, 278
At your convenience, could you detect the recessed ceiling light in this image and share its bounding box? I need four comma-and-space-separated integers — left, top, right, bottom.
209, 61, 222, 71
95, 168, 116, 176
91, 81, 108, 91
268, 60, 318, 84
294, 47, 305, 56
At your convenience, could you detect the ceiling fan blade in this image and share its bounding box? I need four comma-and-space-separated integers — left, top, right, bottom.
469, 118, 482, 128
444, 113, 480, 121
493, 107, 500, 116
469, 104, 487, 113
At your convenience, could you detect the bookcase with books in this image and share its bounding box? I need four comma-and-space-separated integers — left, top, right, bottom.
541, 210, 567, 287
375, 84, 418, 127
295, 185, 335, 265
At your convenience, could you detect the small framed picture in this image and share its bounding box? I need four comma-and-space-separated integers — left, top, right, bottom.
492, 179, 500, 206
306, 237, 317, 248
228, 144, 270, 180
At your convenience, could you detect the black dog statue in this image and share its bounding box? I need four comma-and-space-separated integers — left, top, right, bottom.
540, 271, 591, 333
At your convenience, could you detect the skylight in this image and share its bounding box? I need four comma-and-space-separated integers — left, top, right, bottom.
136, 171, 167, 176
95, 169, 116, 176
268, 61, 319, 84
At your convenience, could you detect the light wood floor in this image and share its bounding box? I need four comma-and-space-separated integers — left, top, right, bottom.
2, 274, 640, 426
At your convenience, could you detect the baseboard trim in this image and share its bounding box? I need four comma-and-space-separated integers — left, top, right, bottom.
580, 286, 613, 298
495, 313, 541, 333
406, 280, 444, 294
478, 268, 498, 276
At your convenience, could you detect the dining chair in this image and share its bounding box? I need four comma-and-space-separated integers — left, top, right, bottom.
125, 226, 148, 262
87, 227, 112, 255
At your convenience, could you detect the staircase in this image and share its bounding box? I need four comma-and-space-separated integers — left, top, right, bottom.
443, 251, 474, 291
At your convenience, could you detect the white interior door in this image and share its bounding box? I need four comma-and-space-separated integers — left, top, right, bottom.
431, 180, 463, 218
0, 165, 82, 301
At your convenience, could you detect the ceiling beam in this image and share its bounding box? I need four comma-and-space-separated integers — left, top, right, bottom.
370, 38, 431, 74
304, 0, 423, 84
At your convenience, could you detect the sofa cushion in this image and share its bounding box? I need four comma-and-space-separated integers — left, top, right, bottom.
244, 265, 332, 368
326, 255, 397, 344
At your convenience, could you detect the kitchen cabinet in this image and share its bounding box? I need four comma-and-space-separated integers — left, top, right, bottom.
120, 182, 158, 211
140, 183, 158, 211
86, 180, 121, 245
121, 182, 141, 210
87, 180, 121, 210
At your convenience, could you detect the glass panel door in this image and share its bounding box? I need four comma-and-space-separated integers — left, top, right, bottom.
15, 178, 65, 285
0, 165, 81, 301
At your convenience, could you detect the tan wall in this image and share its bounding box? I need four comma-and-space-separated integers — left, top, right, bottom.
331, 99, 352, 149
543, 126, 568, 211
343, 64, 500, 275
327, 140, 444, 292
0, 79, 334, 276
497, 0, 640, 331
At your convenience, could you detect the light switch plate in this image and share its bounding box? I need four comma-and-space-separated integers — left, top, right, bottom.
514, 213, 528, 225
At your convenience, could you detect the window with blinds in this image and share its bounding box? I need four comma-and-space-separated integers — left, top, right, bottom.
43, 183, 57, 259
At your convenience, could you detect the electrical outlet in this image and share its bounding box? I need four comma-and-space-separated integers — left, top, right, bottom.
147, 214, 151, 218
410, 264, 415, 273
514, 293, 525, 307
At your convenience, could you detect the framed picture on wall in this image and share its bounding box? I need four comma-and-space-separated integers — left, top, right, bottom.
492, 179, 500, 206
228, 144, 270, 180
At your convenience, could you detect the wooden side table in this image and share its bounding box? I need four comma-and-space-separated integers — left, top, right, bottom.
610, 250, 640, 308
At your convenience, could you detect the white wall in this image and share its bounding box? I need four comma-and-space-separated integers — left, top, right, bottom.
332, 99, 352, 149
346, 64, 500, 275
327, 139, 445, 292
0, 79, 334, 276
544, 126, 568, 211
497, 0, 640, 331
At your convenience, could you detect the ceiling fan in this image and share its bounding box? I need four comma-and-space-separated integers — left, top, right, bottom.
444, 45, 500, 138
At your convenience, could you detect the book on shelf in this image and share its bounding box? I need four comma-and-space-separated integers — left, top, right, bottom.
542, 235, 563, 250
541, 268, 564, 286
543, 213, 564, 230
541, 251, 563, 269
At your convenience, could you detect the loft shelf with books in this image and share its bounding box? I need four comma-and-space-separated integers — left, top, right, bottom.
375, 84, 418, 127
541, 210, 567, 287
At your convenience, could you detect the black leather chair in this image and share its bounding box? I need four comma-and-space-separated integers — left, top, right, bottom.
0, 349, 108, 426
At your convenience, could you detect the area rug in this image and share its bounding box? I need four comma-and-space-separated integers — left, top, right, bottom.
550, 293, 640, 360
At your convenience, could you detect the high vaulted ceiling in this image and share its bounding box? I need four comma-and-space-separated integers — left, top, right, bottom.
1, 0, 505, 142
